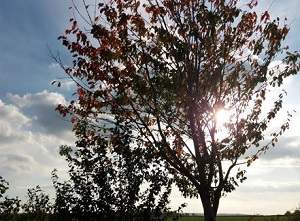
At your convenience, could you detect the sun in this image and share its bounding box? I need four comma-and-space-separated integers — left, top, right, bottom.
215, 109, 231, 126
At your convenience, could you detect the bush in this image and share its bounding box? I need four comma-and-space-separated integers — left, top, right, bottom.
284, 206, 300, 221
0, 176, 22, 220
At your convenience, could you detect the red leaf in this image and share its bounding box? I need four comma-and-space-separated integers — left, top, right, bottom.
77, 87, 85, 96
261, 11, 270, 22
72, 21, 77, 30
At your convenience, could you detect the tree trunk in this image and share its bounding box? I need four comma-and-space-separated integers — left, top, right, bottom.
202, 201, 216, 221
200, 189, 217, 221
213, 189, 222, 217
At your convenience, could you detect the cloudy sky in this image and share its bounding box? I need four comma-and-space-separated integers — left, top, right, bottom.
0, 0, 300, 215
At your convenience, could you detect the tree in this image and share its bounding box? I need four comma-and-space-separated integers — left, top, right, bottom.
54, 0, 300, 220
285, 206, 300, 221
51, 116, 179, 221
293, 207, 300, 220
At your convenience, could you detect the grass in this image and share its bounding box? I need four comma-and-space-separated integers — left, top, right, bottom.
168, 215, 288, 221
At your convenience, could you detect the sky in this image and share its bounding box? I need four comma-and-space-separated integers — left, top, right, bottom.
0, 0, 300, 216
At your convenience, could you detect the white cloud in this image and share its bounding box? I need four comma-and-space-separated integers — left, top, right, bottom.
7, 90, 67, 108
0, 99, 32, 145
0, 99, 30, 125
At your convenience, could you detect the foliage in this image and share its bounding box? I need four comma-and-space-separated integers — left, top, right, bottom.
51, 116, 181, 221
284, 206, 300, 221
0, 176, 9, 199
0, 176, 21, 221
21, 185, 52, 221
53, 0, 300, 221
291, 207, 300, 221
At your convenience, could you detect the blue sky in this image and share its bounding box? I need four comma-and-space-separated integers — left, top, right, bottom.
0, 0, 300, 215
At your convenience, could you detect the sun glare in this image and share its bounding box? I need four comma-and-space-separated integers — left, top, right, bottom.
216, 109, 231, 126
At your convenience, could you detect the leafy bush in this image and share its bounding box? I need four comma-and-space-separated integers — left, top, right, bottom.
0, 176, 21, 220
22, 185, 52, 221
51, 117, 179, 221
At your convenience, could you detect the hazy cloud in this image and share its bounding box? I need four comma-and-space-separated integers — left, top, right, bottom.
261, 136, 300, 160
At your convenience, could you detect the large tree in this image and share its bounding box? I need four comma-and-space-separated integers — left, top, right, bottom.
54, 0, 300, 220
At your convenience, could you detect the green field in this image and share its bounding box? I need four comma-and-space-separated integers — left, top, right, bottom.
168, 215, 288, 221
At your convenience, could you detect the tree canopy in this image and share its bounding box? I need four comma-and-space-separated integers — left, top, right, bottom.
53, 0, 300, 220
